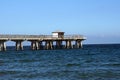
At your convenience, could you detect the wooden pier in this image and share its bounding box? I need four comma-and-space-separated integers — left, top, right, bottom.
0, 31, 86, 51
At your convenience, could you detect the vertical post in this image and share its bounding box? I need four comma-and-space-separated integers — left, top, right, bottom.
45, 41, 47, 50
75, 40, 82, 48
69, 40, 72, 49
35, 41, 39, 50
49, 41, 53, 50
16, 41, 18, 50
0, 42, 3, 51
0, 41, 6, 51
31, 41, 40, 50
16, 41, 19, 51
45, 41, 50, 50
71, 41, 73, 49
39, 41, 42, 50
3, 42, 6, 51
16, 41, 23, 51
0, 43, 2, 51
66, 40, 68, 49
65, 41, 67, 49
56, 41, 62, 49
20, 41, 23, 50
52, 41, 56, 49
80, 41, 82, 48
31, 41, 36, 50
66, 40, 71, 49
75, 40, 79, 48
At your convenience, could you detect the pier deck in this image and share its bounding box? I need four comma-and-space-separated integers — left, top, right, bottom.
0, 34, 86, 51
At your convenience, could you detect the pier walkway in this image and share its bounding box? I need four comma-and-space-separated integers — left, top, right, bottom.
0, 33, 86, 51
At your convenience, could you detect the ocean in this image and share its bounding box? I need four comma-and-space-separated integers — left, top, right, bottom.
0, 44, 120, 80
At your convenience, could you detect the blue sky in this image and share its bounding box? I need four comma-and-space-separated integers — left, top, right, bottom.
0, 0, 120, 44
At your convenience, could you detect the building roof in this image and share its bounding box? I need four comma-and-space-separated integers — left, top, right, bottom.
52, 30, 65, 33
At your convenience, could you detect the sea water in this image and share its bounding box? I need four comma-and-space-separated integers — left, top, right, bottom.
0, 44, 120, 80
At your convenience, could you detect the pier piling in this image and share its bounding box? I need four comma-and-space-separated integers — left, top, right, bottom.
15, 41, 23, 51
0, 41, 6, 51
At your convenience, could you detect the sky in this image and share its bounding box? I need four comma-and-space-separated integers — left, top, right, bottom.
0, 0, 120, 44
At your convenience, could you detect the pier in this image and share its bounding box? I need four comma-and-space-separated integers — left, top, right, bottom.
0, 31, 86, 51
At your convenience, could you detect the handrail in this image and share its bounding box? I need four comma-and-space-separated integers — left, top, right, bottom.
0, 34, 86, 39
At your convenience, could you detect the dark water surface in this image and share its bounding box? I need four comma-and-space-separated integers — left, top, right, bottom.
0, 44, 120, 80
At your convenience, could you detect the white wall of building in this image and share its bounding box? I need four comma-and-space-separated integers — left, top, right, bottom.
52, 33, 58, 38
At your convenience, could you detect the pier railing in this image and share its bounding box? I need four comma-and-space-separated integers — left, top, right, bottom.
0, 34, 86, 40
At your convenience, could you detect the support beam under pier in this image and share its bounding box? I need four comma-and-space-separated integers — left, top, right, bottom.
56, 41, 62, 49
16, 41, 23, 51
75, 40, 82, 48
39, 41, 43, 49
31, 41, 39, 50
66, 40, 72, 49
45, 41, 53, 50
49, 41, 53, 50
45, 41, 49, 50
0, 41, 6, 51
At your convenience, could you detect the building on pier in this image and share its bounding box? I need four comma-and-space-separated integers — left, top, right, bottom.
52, 31, 64, 38
0, 31, 86, 51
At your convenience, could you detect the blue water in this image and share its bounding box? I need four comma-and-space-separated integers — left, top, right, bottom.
0, 44, 120, 80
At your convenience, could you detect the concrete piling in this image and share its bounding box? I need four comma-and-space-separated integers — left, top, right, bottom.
0, 41, 6, 51
16, 41, 23, 51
